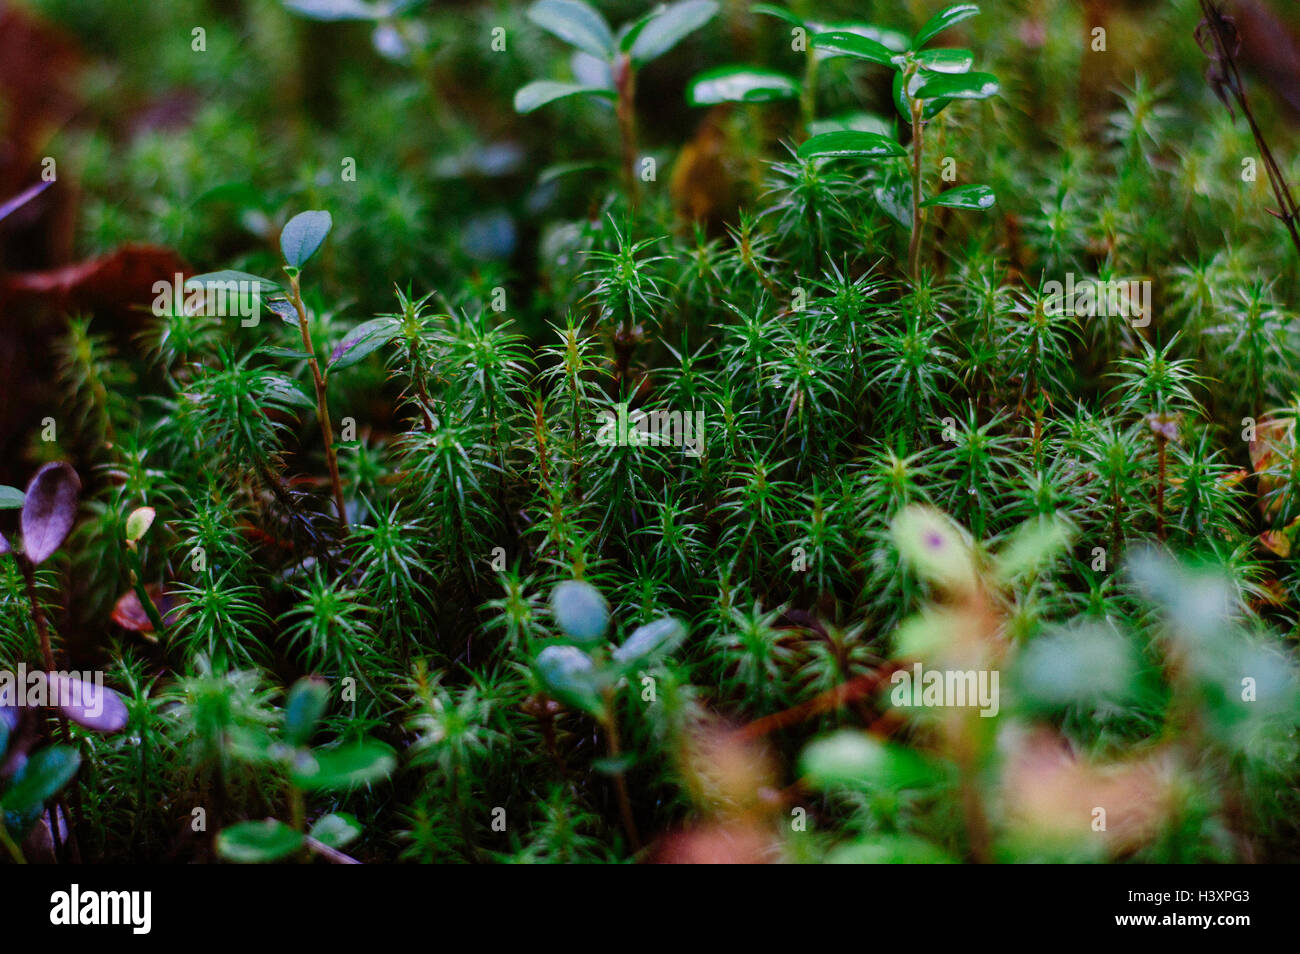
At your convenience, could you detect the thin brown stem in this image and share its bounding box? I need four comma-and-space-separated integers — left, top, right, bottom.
289, 274, 347, 531
615, 55, 641, 210
907, 77, 926, 281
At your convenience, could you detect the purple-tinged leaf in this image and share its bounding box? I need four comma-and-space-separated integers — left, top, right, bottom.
20, 462, 81, 565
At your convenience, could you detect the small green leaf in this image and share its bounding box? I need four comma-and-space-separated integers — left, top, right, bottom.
801, 731, 940, 791
0, 746, 81, 814
550, 579, 609, 644
284, 676, 330, 747
812, 31, 899, 66
921, 183, 996, 211
912, 70, 999, 101
280, 210, 332, 268
328, 316, 401, 370
217, 820, 304, 863
893, 69, 950, 120
687, 66, 800, 105
262, 347, 316, 361
912, 3, 980, 49
630, 0, 718, 65
0, 486, 25, 510
291, 741, 397, 792
821, 20, 910, 52
125, 506, 155, 544
309, 812, 362, 849
261, 375, 317, 410
915, 47, 973, 73
534, 644, 608, 717
798, 130, 906, 161
526, 0, 614, 59
612, 617, 686, 666
514, 80, 615, 114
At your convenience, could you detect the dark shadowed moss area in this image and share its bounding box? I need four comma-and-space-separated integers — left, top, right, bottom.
0, 0, 1298, 864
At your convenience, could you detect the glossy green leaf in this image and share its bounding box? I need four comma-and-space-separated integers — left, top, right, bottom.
612, 617, 686, 666
216, 819, 304, 863
550, 579, 609, 644
280, 210, 332, 268
526, 0, 614, 59
514, 80, 615, 114
912, 70, 999, 101
291, 741, 397, 792
309, 812, 361, 849
284, 676, 330, 747
687, 66, 800, 105
630, 0, 718, 64
798, 130, 906, 161
915, 47, 973, 73
0, 746, 81, 814
0, 486, 24, 510
328, 316, 400, 370
821, 20, 910, 52
921, 183, 997, 211
812, 31, 899, 66
912, 3, 980, 49
893, 69, 950, 120
534, 644, 607, 716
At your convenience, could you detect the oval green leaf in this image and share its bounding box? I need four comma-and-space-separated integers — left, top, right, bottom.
526, 0, 614, 59
309, 812, 362, 849
0, 486, 24, 510
550, 579, 609, 644
514, 80, 615, 114
217, 819, 304, 863
631, 0, 718, 65
913, 70, 998, 101
612, 617, 686, 666
915, 47, 973, 73
687, 66, 800, 105
328, 316, 401, 370
284, 676, 330, 747
534, 644, 607, 717
812, 31, 898, 66
280, 210, 332, 268
800, 730, 940, 791
0, 745, 81, 813
921, 183, 996, 210
912, 3, 980, 49
291, 741, 397, 792
798, 130, 906, 161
